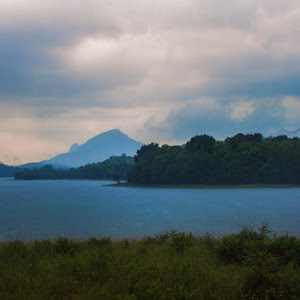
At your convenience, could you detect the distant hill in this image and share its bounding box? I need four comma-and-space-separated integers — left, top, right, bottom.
0, 162, 21, 177
24, 129, 143, 168
15, 155, 134, 180
273, 128, 300, 138
19, 162, 70, 170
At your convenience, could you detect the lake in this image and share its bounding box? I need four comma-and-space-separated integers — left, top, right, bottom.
0, 179, 300, 241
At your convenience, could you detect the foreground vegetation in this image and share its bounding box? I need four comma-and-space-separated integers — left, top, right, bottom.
1, 225, 300, 299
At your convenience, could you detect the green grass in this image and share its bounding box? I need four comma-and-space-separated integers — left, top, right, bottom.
107, 182, 300, 189
1, 226, 300, 299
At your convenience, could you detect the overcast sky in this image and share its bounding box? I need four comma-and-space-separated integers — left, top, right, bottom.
1, 0, 300, 164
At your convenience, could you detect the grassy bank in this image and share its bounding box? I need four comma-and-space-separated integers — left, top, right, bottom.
107, 182, 300, 189
1, 225, 300, 299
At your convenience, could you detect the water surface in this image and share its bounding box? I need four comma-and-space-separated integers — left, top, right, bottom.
0, 179, 299, 240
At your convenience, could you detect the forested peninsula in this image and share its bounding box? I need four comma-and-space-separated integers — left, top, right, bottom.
127, 133, 300, 185
15, 133, 300, 184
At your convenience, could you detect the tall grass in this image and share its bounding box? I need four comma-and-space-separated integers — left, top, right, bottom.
0, 225, 299, 299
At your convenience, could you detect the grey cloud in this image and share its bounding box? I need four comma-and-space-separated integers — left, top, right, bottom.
1, 0, 300, 159
1, 1, 300, 105
0, 26, 142, 104
145, 98, 286, 142
209, 55, 300, 98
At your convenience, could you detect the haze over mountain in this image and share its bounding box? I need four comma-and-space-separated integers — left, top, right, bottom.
273, 128, 300, 138
21, 129, 143, 168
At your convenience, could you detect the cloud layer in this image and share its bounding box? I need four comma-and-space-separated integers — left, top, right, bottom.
1, 0, 300, 164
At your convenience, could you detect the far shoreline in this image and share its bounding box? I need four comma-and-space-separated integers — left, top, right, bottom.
106, 182, 300, 189
4, 178, 300, 188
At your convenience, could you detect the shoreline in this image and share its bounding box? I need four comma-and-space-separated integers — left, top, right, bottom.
7, 178, 300, 188
106, 182, 300, 189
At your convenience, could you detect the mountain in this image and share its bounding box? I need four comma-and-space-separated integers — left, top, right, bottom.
273, 128, 300, 138
34, 129, 143, 168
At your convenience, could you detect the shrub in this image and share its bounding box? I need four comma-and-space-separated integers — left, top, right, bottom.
242, 266, 300, 299
0, 241, 27, 261
88, 237, 112, 248
170, 232, 195, 253
32, 240, 53, 256
268, 235, 300, 266
217, 224, 272, 265
54, 237, 77, 255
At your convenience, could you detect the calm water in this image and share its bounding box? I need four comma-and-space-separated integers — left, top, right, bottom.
0, 179, 300, 241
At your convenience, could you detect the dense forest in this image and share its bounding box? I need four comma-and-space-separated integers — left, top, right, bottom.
128, 133, 300, 184
0, 163, 21, 177
15, 155, 134, 180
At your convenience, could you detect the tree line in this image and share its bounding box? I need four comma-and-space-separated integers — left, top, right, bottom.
15, 155, 134, 180
127, 133, 300, 184
0, 164, 21, 177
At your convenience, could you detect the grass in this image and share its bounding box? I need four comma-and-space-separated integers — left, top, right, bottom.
107, 182, 300, 189
0, 225, 300, 299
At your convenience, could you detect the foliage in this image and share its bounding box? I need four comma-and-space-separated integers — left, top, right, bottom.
15, 154, 134, 180
113, 173, 122, 183
0, 226, 300, 299
217, 224, 300, 267
0, 163, 21, 177
128, 133, 300, 184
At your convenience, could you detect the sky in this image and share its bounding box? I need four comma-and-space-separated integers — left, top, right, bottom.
1, 0, 300, 165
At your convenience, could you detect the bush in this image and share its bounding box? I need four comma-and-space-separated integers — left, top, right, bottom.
88, 237, 112, 248
218, 224, 300, 268
54, 237, 77, 255
0, 241, 27, 261
32, 240, 53, 256
217, 224, 273, 265
242, 266, 300, 299
268, 235, 300, 266
170, 232, 195, 253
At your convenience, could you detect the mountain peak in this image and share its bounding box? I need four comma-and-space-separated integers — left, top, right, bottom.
96, 129, 124, 136
68, 129, 127, 153
40, 129, 143, 168
107, 128, 121, 133
68, 143, 80, 153
86, 129, 130, 144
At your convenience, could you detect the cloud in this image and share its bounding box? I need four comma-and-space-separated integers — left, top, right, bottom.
2, 0, 300, 103
281, 97, 300, 124
229, 101, 255, 121
1, 0, 300, 163
145, 97, 287, 142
